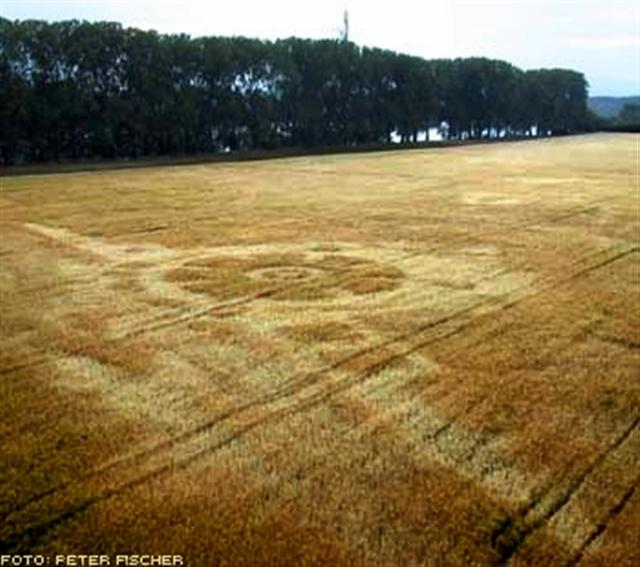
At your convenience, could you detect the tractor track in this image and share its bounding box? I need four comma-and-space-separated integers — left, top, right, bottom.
568, 476, 639, 566
493, 415, 640, 564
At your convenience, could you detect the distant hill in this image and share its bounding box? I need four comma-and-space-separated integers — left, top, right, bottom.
588, 96, 640, 118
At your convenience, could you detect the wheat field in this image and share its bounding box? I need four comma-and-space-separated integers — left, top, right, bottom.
1, 133, 638, 565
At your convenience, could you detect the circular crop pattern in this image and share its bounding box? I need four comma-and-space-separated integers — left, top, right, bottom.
165, 251, 404, 302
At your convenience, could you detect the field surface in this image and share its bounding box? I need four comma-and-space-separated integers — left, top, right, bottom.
1, 133, 638, 565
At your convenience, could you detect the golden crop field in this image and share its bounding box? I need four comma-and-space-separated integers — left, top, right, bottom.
1, 133, 638, 565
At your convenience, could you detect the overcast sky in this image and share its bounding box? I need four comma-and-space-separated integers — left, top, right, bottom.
2, 0, 638, 96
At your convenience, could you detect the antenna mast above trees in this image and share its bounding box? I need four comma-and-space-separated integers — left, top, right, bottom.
341, 10, 349, 42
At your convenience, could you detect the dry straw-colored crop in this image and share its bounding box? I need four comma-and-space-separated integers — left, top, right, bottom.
1, 133, 638, 565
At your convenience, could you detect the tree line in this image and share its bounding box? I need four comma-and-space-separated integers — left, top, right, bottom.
0, 18, 590, 165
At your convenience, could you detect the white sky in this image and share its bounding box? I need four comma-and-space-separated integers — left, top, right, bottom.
2, 0, 638, 96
